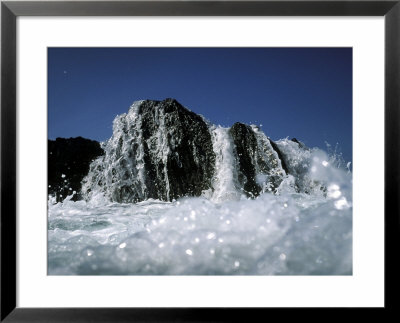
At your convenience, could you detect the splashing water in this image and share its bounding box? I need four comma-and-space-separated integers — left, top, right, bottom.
209, 126, 241, 202
81, 101, 149, 202
48, 137, 352, 275
251, 125, 287, 193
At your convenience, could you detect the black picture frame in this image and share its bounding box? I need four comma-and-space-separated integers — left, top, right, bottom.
1, 0, 399, 321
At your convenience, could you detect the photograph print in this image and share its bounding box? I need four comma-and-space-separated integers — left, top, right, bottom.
48, 48, 352, 275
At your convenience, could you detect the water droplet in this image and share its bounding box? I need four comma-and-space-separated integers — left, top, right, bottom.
119, 242, 126, 249
185, 249, 193, 256
334, 197, 349, 210
329, 184, 340, 190
279, 253, 286, 261
207, 232, 216, 240
234, 261, 240, 268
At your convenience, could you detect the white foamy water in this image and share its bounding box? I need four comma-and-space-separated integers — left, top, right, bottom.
48, 142, 352, 275
81, 101, 149, 202
209, 126, 241, 202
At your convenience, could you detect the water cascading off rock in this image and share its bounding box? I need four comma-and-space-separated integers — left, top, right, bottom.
78, 98, 301, 203
81, 99, 216, 202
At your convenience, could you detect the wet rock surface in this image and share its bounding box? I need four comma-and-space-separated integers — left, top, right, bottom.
138, 98, 216, 201
229, 122, 260, 197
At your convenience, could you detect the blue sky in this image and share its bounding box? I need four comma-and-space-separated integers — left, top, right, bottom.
48, 47, 352, 162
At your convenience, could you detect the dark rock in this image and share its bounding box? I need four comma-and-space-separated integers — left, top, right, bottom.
139, 98, 216, 201
229, 122, 260, 197
48, 137, 104, 201
229, 123, 288, 197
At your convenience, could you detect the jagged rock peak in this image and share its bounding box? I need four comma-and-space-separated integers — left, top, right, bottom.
127, 98, 193, 117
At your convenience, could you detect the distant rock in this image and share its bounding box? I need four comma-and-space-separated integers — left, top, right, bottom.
48, 137, 104, 201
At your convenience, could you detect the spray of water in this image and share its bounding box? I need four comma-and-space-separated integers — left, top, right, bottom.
49, 101, 352, 275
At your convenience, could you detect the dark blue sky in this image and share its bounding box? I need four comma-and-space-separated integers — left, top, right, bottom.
48, 48, 352, 162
